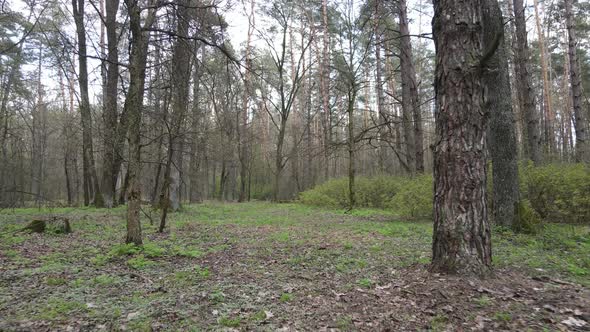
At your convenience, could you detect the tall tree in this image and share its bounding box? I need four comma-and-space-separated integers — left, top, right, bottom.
565, 0, 589, 162
100, 0, 120, 207
398, 0, 423, 173
484, 0, 520, 229
72, 0, 105, 207
512, 0, 542, 164
124, 0, 157, 245
159, 0, 192, 232
431, 0, 494, 275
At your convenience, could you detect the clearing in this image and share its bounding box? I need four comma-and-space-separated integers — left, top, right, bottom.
0, 202, 588, 331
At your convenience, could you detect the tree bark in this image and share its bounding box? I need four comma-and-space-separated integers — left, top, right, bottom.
431, 0, 492, 276
124, 0, 156, 245
565, 0, 589, 162
483, 0, 520, 229
512, 0, 542, 164
100, 0, 120, 207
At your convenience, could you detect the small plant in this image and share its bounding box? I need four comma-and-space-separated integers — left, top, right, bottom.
46, 277, 67, 286
279, 293, 293, 302
195, 265, 210, 278
219, 315, 241, 327
127, 255, 153, 270
475, 295, 492, 307
430, 314, 448, 331
357, 278, 372, 288
209, 290, 225, 304
494, 311, 512, 323
336, 315, 353, 330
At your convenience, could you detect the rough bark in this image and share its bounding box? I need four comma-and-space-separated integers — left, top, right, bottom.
512, 0, 542, 164
565, 0, 589, 162
483, 0, 520, 229
431, 0, 492, 276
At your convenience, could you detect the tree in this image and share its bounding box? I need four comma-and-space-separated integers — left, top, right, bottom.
397, 0, 423, 173
565, 0, 589, 162
72, 0, 105, 207
124, 0, 157, 245
483, 0, 520, 229
512, 0, 542, 164
100, 0, 120, 208
431, 0, 494, 275
159, 0, 192, 232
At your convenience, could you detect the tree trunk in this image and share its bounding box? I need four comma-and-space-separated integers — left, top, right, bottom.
512, 0, 542, 164
398, 0, 420, 173
100, 0, 120, 208
565, 0, 589, 162
159, 0, 191, 232
483, 0, 520, 229
532, 0, 555, 157
431, 0, 492, 276
124, 0, 155, 245
72, 0, 105, 207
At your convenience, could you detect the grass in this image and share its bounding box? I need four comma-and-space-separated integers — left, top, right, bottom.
0, 201, 588, 330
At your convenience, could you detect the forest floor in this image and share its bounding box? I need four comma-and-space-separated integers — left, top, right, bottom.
0, 202, 589, 331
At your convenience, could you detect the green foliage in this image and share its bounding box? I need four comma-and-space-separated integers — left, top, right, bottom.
299, 175, 432, 218
514, 199, 543, 234
126, 255, 153, 270
218, 315, 241, 327
279, 293, 293, 302
386, 175, 433, 219
357, 278, 372, 288
520, 163, 590, 223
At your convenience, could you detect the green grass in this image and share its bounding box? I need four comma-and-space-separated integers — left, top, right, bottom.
0, 201, 588, 331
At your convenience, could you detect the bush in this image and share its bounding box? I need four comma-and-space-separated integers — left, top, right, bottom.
386, 175, 433, 219
299, 175, 432, 218
520, 163, 590, 224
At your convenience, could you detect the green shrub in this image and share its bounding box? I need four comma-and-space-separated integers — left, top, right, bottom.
386, 175, 433, 219
300, 175, 432, 218
515, 199, 543, 234
520, 163, 590, 223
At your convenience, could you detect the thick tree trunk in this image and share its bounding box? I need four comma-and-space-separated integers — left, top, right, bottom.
431, 0, 492, 276
565, 0, 589, 162
100, 0, 120, 208
72, 0, 104, 207
512, 0, 542, 164
483, 0, 520, 229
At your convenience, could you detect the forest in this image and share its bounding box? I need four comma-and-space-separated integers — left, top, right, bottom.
0, 0, 589, 330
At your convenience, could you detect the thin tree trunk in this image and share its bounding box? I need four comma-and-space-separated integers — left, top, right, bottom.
532, 0, 555, 156
159, 0, 191, 232
124, 0, 156, 245
565, 0, 589, 162
512, 0, 542, 164
72, 0, 105, 207
398, 0, 420, 173
100, 0, 120, 207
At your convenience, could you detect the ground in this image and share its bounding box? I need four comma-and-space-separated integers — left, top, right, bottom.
0, 202, 589, 331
